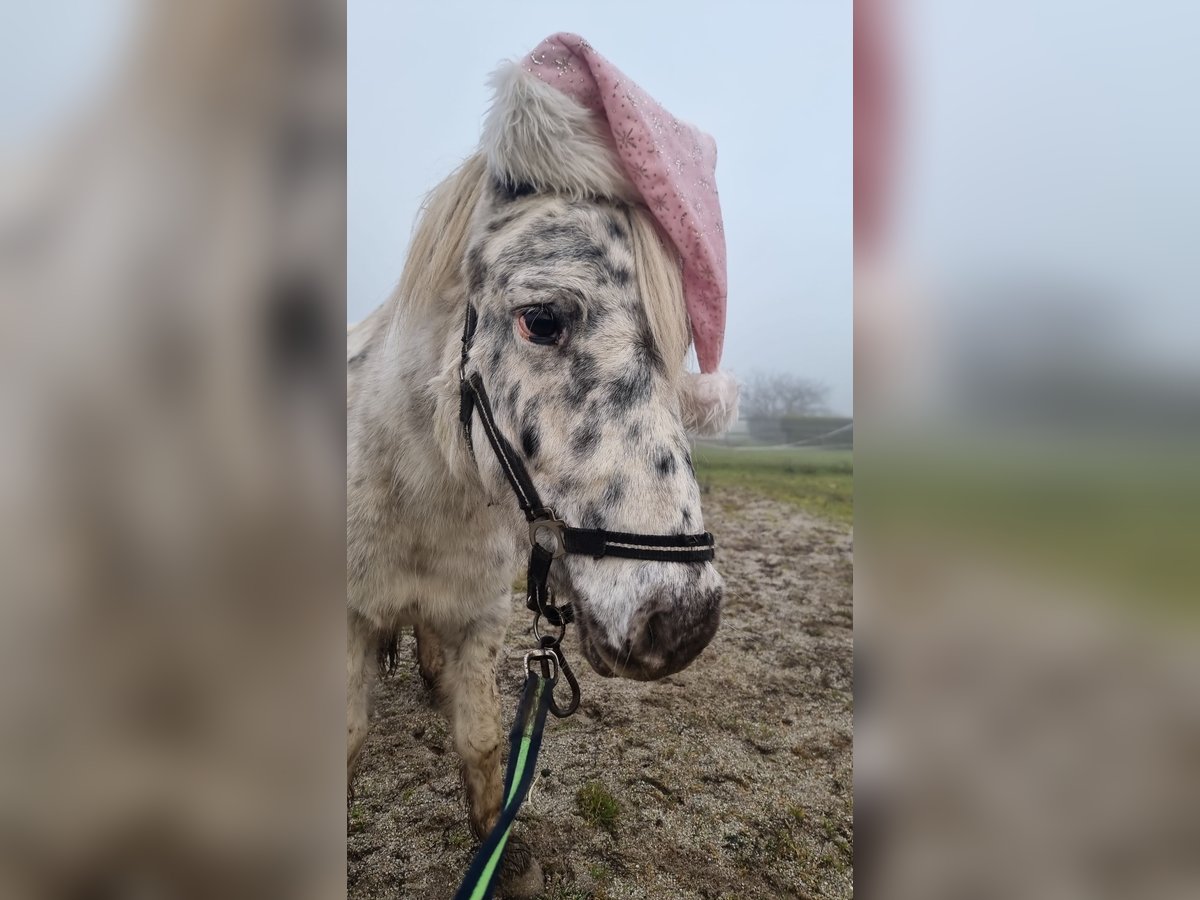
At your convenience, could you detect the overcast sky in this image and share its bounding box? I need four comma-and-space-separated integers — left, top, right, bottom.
348, 0, 853, 414
9, 4, 1197, 417
896, 0, 1200, 376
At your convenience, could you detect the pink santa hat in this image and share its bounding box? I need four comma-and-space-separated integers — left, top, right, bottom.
481, 32, 738, 436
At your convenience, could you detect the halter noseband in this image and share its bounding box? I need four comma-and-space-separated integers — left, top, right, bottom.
456, 303, 716, 712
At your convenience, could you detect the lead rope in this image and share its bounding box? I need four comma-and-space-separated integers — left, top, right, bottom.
451, 542, 580, 900
452, 655, 556, 900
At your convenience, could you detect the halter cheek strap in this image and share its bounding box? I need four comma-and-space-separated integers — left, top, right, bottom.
457, 302, 716, 712
459, 368, 718, 566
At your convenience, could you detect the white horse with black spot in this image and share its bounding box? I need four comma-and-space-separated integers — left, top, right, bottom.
347, 33, 737, 893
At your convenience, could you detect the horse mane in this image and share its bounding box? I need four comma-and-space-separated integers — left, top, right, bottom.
626, 205, 690, 380
384, 151, 689, 379
392, 153, 489, 319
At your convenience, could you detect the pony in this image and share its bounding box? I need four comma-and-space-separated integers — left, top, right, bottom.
347, 59, 726, 891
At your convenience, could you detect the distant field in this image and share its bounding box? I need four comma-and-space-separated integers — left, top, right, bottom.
692, 445, 854, 526
865, 439, 1200, 613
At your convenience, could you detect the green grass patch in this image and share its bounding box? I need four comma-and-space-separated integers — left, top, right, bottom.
347, 804, 368, 835
693, 445, 853, 525
576, 781, 620, 835
863, 438, 1200, 614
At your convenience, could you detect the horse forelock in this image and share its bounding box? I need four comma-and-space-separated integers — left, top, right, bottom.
385, 150, 690, 379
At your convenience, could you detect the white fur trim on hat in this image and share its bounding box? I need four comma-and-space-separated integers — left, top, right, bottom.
680, 371, 739, 437
481, 62, 637, 201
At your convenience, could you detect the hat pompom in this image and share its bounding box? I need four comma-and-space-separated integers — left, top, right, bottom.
680, 371, 739, 437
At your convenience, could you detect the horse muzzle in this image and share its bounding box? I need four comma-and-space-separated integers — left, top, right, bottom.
577, 586, 722, 681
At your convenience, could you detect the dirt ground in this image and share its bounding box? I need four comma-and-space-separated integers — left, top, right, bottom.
347, 486, 853, 899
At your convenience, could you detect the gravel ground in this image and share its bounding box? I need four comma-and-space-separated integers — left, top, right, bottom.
348, 486, 853, 899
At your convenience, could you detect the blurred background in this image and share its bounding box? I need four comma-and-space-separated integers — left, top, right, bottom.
0, 1, 346, 896
857, 0, 1200, 897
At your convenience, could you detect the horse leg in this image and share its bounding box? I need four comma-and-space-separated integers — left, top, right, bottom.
442, 620, 504, 837
443, 612, 543, 895
347, 608, 376, 786
413, 621, 444, 690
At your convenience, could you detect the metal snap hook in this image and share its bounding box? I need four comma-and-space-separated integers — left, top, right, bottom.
523, 648, 558, 681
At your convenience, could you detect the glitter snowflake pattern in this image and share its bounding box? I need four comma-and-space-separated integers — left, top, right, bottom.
521, 35, 725, 292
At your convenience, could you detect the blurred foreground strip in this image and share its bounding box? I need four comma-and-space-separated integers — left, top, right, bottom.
0, 3, 346, 898
856, 427, 1200, 899
856, 0, 1200, 896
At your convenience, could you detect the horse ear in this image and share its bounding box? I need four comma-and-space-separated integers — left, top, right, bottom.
481, 62, 635, 202
680, 371, 740, 437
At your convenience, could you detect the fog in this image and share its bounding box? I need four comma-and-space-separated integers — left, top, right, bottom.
348, 0, 853, 414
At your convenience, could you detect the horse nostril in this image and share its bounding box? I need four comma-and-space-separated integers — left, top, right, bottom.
643, 616, 660, 651
630, 588, 721, 677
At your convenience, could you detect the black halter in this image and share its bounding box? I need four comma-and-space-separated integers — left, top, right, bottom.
456, 303, 716, 714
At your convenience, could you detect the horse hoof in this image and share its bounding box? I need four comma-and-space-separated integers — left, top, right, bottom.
497, 840, 543, 898
418, 666, 439, 692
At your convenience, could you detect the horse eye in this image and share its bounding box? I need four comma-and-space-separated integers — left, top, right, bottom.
518, 306, 562, 345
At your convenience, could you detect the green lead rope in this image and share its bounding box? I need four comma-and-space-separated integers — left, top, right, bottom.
454, 672, 553, 900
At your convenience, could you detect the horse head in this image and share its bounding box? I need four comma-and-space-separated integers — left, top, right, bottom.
414, 60, 734, 681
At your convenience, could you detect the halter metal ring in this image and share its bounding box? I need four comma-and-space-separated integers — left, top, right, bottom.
529, 511, 567, 559
532, 610, 566, 646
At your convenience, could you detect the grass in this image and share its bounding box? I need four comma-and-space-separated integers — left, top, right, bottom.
693, 445, 853, 525
545, 887, 603, 900
347, 804, 368, 835
864, 437, 1200, 613
724, 814, 812, 871
576, 781, 620, 835
585, 862, 612, 883
544, 862, 613, 900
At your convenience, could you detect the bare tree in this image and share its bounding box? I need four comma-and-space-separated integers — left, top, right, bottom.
739, 371, 830, 418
